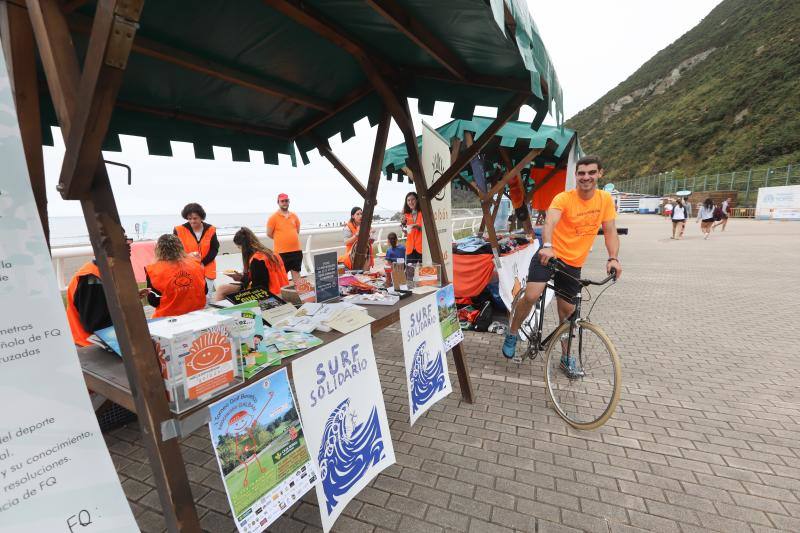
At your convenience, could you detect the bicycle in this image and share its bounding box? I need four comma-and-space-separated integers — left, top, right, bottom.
509, 259, 621, 430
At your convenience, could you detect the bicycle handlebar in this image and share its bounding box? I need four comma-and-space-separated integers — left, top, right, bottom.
547, 258, 617, 287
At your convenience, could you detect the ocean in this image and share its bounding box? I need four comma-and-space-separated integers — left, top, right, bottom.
48, 210, 395, 247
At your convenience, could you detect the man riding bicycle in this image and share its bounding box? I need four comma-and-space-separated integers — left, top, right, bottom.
502, 155, 622, 375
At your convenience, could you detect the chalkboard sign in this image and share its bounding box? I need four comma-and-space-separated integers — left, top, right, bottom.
314, 251, 339, 302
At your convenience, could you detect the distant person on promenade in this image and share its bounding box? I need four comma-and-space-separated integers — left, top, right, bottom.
663, 199, 673, 218
144, 234, 206, 318
671, 198, 688, 239
215, 227, 288, 301
713, 197, 731, 231
267, 193, 303, 283
696, 198, 716, 240
173, 203, 219, 298
66, 234, 133, 346
384, 232, 406, 264
401, 192, 424, 264
340, 206, 375, 270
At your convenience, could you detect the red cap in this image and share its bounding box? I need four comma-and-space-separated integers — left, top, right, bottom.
277, 193, 289, 201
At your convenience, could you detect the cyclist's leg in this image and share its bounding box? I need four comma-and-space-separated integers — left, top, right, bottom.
503, 252, 551, 358
552, 265, 583, 376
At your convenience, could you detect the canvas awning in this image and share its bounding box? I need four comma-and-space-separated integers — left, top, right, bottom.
33, 0, 563, 166
382, 117, 578, 181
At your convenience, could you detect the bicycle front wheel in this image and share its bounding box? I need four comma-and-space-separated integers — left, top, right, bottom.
544, 320, 621, 430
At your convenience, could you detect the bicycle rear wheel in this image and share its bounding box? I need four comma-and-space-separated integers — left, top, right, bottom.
544, 320, 621, 430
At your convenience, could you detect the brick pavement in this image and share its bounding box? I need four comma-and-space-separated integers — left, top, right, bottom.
107, 215, 800, 532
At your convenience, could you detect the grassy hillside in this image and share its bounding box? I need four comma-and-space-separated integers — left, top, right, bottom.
566, 0, 800, 181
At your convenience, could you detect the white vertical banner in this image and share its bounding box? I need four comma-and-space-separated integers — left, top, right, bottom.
0, 47, 137, 531
420, 120, 453, 280
565, 141, 578, 191
291, 327, 395, 533
400, 294, 452, 426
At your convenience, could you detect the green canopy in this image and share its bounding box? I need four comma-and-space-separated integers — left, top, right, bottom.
382, 116, 578, 180
36, 0, 563, 166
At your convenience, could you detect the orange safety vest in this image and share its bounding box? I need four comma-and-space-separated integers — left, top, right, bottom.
339, 221, 374, 270
248, 251, 289, 296
66, 261, 102, 347
145, 259, 206, 318
174, 224, 217, 279
404, 212, 423, 254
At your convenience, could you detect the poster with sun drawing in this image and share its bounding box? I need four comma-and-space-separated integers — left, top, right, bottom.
400, 293, 453, 426
208, 368, 315, 533
291, 326, 396, 533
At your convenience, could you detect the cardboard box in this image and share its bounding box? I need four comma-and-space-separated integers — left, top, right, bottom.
149, 311, 243, 413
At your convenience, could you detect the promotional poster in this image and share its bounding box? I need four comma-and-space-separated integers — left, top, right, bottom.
208, 369, 315, 533
436, 284, 463, 351
291, 327, 395, 533
400, 294, 453, 425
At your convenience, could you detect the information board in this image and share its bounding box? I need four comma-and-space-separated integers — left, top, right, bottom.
313, 251, 339, 302
0, 47, 137, 532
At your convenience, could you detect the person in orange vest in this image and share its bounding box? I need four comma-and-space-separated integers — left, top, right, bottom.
173, 203, 219, 298
214, 227, 289, 301
401, 192, 423, 264
339, 206, 375, 270
144, 234, 207, 318
66, 234, 133, 346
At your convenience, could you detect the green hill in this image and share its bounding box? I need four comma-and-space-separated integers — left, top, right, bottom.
565, 0, 800, 181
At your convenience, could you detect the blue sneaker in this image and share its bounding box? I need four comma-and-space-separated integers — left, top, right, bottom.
560, 355, 585, 379
502, 334, 518, 359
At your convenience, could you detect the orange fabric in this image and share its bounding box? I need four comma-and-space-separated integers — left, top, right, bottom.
129, 240, 155, 283
67, 261, 101, 346
267, 211, 301, 253
174, 224, 217, 279
145, 259, 206, 318
532, 167, 567, 211
508, 173, 525, 209
403, 212, 423, 254
249, 251, 289, 295
339, 221, 374, 270
453, 254, 495, 298
550, 189, 616, 267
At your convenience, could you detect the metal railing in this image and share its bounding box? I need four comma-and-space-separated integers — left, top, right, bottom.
614, 164, 800, 206
51, 216, 483, 290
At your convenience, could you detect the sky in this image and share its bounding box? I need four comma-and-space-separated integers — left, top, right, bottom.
42, 0, 723, 219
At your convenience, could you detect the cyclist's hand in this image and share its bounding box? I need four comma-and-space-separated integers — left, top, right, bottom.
538, 247, 555, 265
608, 259, 622, 280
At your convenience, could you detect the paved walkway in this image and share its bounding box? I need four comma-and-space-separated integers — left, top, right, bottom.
108, 215, 800, 532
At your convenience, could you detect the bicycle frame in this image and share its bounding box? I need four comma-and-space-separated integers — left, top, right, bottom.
525, 283, 582, 357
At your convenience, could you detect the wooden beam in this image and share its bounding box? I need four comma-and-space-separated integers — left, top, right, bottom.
427, 92, 528, 200
25, 1, 201, 530
57, 0, 143, 199
292, 83, 373, 138
352, 110, 391, 270
67, 13, 334, 113
410, 66, 533, 93
486, 145, 544, 199
366, 0, 467, 80
1, 1, 49, 246
313, 135, 368, 198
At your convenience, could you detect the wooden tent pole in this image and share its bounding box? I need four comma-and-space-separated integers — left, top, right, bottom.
313, 135, 368, 198
0, 1, 49, 246
25, 1, 201, 530
353, 110, 391, 270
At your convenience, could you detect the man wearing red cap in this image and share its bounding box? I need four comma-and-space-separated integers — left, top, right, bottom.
267, 193, 302, 283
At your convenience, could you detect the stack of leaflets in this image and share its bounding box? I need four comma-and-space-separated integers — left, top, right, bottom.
260, 327, 323, 359
215, 301, 282, 379
273, 301, 370, 333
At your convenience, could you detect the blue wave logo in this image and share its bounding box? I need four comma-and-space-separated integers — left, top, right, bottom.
410, 340, 446, 414
318, 398, 385, 514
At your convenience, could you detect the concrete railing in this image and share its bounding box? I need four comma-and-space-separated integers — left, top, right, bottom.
51, 216, 482, 290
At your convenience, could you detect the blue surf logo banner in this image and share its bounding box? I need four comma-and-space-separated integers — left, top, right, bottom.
291, 327, 395, 532
400, 294, 453, 425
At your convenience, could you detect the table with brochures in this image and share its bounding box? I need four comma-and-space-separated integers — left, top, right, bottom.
78, 292, 433, 439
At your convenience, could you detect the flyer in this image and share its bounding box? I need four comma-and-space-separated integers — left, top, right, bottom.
291, 327, 395, 533
400, 293, 453, 425
436, 284, 463, 351
208, 369, 315, 533
217, 302, 280, 379
0, 49, 137, 531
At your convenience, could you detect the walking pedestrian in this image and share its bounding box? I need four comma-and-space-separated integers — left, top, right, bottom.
713, 197, 731, 231
267, 193, 303, 283
697, 198, 715, 240
671, 198, 687, 239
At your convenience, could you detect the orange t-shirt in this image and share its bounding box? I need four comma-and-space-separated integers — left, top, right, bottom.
550, 189, 616, 268
267, 211, 301, 253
